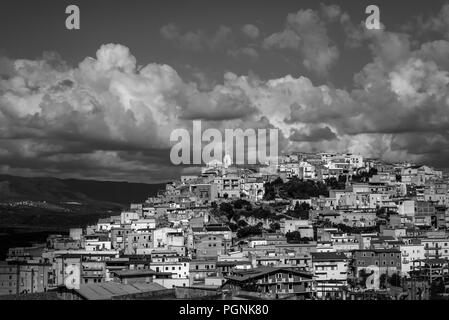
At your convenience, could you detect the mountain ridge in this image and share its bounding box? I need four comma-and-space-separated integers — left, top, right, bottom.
0, 174, 166, 206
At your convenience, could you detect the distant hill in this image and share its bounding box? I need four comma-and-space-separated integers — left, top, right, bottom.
0, 175, 167, 258
0, 174, 166, 206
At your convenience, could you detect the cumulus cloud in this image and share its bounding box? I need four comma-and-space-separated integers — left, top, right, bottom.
242, 24, 260, 39
263, 8, 339, 76
263, 30, 301, 49
3, 3, 449, 180
0, 44, 191, 181
320, 3, 343, 22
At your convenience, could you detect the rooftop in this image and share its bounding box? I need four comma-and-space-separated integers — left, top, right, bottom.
75, 281, 167, 300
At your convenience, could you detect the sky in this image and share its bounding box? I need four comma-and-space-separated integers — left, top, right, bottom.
1, 0, 449, 182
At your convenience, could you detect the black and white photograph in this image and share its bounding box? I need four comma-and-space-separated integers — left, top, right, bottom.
1, 0, 449, 307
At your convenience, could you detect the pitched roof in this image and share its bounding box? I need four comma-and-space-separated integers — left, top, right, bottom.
75, 281, 167, 300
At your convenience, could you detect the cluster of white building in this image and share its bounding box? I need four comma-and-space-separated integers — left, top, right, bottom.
1, 152, 449, 299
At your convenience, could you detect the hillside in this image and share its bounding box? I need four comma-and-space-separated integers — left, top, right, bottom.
0, 174, 165, 206
0, 175, 166, 258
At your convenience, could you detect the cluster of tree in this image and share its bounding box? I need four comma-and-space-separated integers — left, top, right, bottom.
388, 273, 402, 288
239, 206, 277, 220
324, 176, 347, 190
379, 274, 387, 289
264, 177, 329, 200
269, 222, 280, 232
219, 198, 281, 221
285, 202, 310, 220
430, 279, 446, 299
218, 202, 236, 221
228, 222, 238, 232
237, 224, 263, 238
351, 168, 378, 183
285, 231, 313, 243
232, 199, 252, 210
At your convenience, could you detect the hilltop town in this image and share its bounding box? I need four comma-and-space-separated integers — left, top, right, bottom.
1, 153, 449, 300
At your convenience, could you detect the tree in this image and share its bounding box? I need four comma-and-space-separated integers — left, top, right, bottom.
269, 222, 280, 232
233, 199, 250, 210
228, 222, 238, 232
237, 219, 248, 228
430, 279, 445, 299
285, 231, 312, 243
325, 177, 339, 189
219, 202, 235, 221
281, 177, 329, 199
220, 202, 233, 214
263, 177, 284, 200
237, 225, 262, 238
379, 274, 387, 289
352, 168, 378, 183
388, 273, 402, 287
286, 202, 310, 219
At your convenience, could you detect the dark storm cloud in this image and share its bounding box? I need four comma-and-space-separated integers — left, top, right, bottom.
289, 126, 337, 142
160, 24, 233, 52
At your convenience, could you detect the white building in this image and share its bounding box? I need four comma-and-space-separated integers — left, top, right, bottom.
400, 243, 425, 276
311, 252, 348, 299
131, 218, 156, 231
